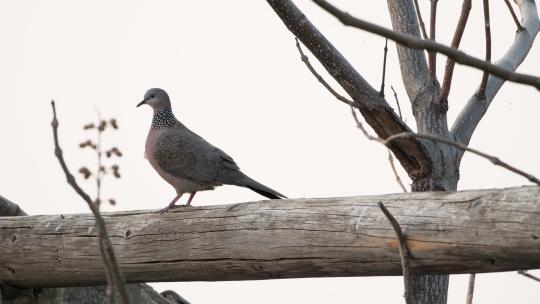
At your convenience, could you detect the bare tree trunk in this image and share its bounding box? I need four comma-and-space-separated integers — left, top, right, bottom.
386, 1, 455, 302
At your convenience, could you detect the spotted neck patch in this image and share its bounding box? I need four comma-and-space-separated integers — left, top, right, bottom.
152, 107, 176, 128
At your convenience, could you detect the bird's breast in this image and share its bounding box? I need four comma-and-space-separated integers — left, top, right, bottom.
144, 128, 218, 193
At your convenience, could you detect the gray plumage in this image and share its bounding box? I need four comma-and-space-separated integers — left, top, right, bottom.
137, 88, 285, 212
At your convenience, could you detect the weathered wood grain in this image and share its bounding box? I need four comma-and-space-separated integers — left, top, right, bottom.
1, 195, 188, 303
1, 186, 539, 288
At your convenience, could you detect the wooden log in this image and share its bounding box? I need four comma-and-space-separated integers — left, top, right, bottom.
0, 195, 188, 303
1, 186, 539, 288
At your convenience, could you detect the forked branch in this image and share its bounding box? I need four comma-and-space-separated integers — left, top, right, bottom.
383, 132, 540, 185
440, 0, 472, 102
349, 109, 540, 186
267, 0, 431, 179
452, 0, 540, 146
294, 39, 408, 192
294, 38, 354, 107
312, 0, 540, 90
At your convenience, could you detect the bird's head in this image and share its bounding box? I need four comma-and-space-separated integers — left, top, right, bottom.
137, 88, 171, 111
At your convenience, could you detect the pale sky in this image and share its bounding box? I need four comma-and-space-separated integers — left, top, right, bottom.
1, 1, 540, 303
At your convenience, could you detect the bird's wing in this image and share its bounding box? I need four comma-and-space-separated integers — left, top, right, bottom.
154, 128, 240, 183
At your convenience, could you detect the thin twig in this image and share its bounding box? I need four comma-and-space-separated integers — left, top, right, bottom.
388, 151, 408, 192
518, 270, 540, 282
294, 38, 355, 107
350, 108, 408, 191
295, 37, 409, 190
429, 0, 438, 78
390, 86, 403, 119
50, 101, 130, 304
504, 0, 525, 32
96, 111, 103, 206
387, 86, 406, 192
466, 273, 476, 304
378, 202, 413, 303
383, 132, 540, 185
440, 0, 472, 102
413, 0, 429, 40
311, 0, 540, 91
478, 0, 492, 99
380, 38, 389, 98
293, 42, 409, 191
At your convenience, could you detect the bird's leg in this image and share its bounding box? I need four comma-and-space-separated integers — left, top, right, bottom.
159, 193, 183, 214
185, 192, 196, 207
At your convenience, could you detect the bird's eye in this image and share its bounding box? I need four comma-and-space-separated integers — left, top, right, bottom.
151, 95, 155, 98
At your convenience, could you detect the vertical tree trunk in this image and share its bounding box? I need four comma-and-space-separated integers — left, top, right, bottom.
387, 0, 459, 302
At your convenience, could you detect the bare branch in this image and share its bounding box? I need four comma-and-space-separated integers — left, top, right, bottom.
380, 38, 389, 97
294, 39, 354, 107
452, 0, 540, 145
428, 0, 438, 78
312, 0, 540, 90
505, 0, 526, 32
267, 0, 431, 179
390, 86, 403, 119
350, 105, 539, 186
518, 270, 540, 282
50, 101, 130, 304
351, 108, 408, 192
378, 202, 413, 303
383, 132, 540, 185
293, 41, 409, 192
478, 0, 492, 98
440, 0, 472, 102
413, 0, 429, 40
466, 274, 476, 304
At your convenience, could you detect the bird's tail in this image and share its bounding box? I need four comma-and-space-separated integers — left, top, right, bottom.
235, 173, 287, 200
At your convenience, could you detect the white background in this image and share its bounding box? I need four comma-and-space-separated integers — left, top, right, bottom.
1, 1, 539, 303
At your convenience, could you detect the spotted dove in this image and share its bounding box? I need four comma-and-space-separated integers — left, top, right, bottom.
137, 88, 286, 213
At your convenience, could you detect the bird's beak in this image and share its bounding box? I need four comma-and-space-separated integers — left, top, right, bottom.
136, 98, 149, 108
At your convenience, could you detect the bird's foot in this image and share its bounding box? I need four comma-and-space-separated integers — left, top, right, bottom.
158, 203, 192, 214
158, 204, 177, 214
